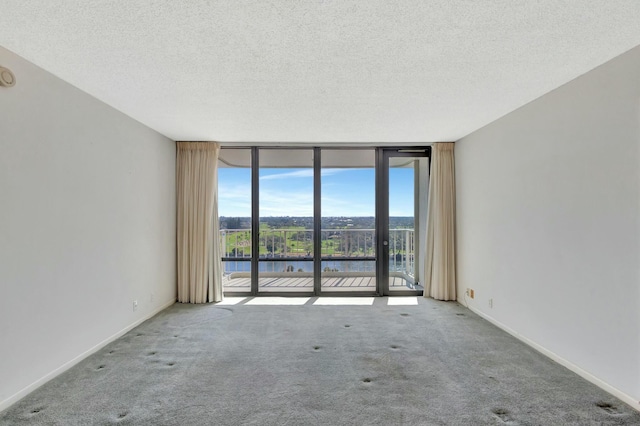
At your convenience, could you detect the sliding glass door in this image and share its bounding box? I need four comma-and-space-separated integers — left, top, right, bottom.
378, 149, 430, 296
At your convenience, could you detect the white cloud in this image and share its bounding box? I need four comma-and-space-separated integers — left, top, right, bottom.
259, 169, 345, 181
219, 183, 251, 216
260, 189, 314, 216
260, 169, 313, 180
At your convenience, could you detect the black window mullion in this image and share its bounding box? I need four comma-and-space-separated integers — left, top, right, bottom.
251, 147, 259, 295
313, 148, 322, 295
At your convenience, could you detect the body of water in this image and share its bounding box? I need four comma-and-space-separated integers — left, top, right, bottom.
223, 259, 411, 274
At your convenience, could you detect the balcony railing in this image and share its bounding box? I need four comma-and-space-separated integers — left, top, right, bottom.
220, 228, 415, 279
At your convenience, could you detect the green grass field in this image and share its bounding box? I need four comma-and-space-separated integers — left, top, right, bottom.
222, 224, 379, 257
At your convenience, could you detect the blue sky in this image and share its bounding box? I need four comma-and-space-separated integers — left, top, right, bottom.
218, 167, 414, 217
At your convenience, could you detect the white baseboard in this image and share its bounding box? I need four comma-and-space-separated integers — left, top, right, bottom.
462, 301, 640, 413
0, 298, 176, 413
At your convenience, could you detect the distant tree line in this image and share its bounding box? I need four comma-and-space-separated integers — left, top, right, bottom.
220, 216, 414, 230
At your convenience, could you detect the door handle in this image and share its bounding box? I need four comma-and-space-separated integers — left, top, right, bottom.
383, 241, 388, 246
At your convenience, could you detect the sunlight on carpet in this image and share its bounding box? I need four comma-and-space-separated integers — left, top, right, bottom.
387, 297, 419, 306
244, 297, 310, 305
313, 297, 375, 306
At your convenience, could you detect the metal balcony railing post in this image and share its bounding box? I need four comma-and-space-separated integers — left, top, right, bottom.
221, 231, 226, 257
406, 229, 410, 276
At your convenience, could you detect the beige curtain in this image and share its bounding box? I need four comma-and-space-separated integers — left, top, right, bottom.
176, 142, 223, 303
424, 143, 456, 301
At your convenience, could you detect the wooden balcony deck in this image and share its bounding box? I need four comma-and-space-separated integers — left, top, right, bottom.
223, 275, 420, 292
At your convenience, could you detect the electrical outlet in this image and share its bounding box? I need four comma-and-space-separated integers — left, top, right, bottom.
133, 300, 138, 311
470, 289, 475, 299
489, 298, 493, 308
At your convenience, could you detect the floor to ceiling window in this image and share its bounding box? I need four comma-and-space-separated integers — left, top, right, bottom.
218, 147, 430, 296
258, 149, 314, 293
321, 149, 376, 293
218, 149, 252, 294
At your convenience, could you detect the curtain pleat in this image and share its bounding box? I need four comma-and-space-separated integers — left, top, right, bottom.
176, 142, 223, 303
424, 143, 457, 301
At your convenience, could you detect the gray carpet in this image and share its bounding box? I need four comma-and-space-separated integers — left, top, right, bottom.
1, 297, 639, 425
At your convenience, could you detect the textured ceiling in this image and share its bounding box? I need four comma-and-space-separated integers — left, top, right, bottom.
1, 1, 640, 143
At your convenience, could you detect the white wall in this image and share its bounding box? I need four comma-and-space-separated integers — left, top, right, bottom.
0, 47, 176, 410
456, 45, 640, 407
